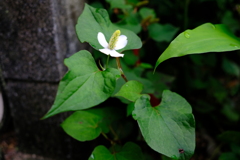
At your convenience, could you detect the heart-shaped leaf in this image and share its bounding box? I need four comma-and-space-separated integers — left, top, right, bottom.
89, 142, 144, 160
133, 90, 195, 160
76, 4, 142, 53
42, 50, 120, 119
61, 106, 123, 141
155, 23, 240, 70
115, 80, 143, 102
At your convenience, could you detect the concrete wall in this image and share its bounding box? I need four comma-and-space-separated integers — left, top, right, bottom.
0, 0, 92, 159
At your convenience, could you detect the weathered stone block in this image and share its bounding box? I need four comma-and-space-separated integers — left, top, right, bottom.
6, 81, 93, 159
1, 0, 62, 81
0, 0, 88, 82
0, 0, 94, 159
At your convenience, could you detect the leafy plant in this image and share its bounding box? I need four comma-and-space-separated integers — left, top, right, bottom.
43, 1, 240, 159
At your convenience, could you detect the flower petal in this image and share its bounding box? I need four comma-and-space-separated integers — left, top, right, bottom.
114, 35, 128, 50
99, 49, 124, 57
98, 32, 109, 48
99, 48, 111, 55
109, 50, 124, 57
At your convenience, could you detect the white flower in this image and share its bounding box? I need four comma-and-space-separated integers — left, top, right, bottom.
97, 30, 128, 57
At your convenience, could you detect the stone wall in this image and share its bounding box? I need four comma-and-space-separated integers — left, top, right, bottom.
0, 0, 92, 159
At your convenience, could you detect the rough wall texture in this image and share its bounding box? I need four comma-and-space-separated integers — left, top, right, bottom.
1, 0, 88, 81
1, 0, 62, 81
0, 0, 92, 159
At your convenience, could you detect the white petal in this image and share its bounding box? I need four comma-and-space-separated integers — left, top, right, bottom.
114, 35, 128, 50
99, 48, 111, 55
99, 49, 124, 57
98, 32, 109, 48
109, 50, 124, 57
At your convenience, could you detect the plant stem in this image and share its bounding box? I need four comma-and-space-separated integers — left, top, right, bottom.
101, 132, 115, 145
110, 125, 119, 141
116, 57, 128, 82
106, 54, 110, 69
208, 143, 223, 160
98, 60, 105, 71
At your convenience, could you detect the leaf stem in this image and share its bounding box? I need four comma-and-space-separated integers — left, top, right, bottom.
98, 60, 105, 71
110, 125, 119, 141
106, 54, 110, 69
101, 132, 115, 145
116, 57, 128, 82
208, 143, 223, 160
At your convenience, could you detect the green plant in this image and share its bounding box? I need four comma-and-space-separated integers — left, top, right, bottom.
43, 1, 240, 159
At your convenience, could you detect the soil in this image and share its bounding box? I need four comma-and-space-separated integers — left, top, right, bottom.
0, 131, 53, 160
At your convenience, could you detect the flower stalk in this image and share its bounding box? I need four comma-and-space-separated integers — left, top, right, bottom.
116, 57, 128, 82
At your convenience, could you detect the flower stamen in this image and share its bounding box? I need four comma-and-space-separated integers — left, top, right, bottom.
108, 30, 121, 50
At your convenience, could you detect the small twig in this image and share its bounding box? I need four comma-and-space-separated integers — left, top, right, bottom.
208, 143, 223, 160
109, 125, 119, 141
101, 132, 115, 145
142, 36, 150, 45
98, 60, 105, 71
116, 57, 128, 82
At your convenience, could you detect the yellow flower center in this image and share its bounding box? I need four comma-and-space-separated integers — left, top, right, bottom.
108, 30, 120, 50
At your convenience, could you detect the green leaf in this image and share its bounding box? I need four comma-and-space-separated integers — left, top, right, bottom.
148, 23, 179, 42
146, 71, 175, 98
116, 12, 142, 34
127, 0, 139, 5
222, 11, 240, 33
116, 22, 142, 34
207, 78, 227, 103
221, 104, 239, 121
122, 50, 138, 65
218, 131, 240, 144
88, 142, 144, 160
106, 0, 132, 9
133, 90, 195, 160
125, 71, 154, 94
115, 80, 143, 102
219, 152, 239, 160
139, 7, 156, 20
222, 58, 240, 77
127, 103, 135, 116
155, 23, 240, 70
42, 50, 120, 119
76, 4, 142, 53
90, 2, 104, 8
231, 144, 240, 155
189, 54, 217, 67
61, 107, 122, 141
162, 155, 175, 160
139, 63, 153, 69
113, 69, 154, 99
